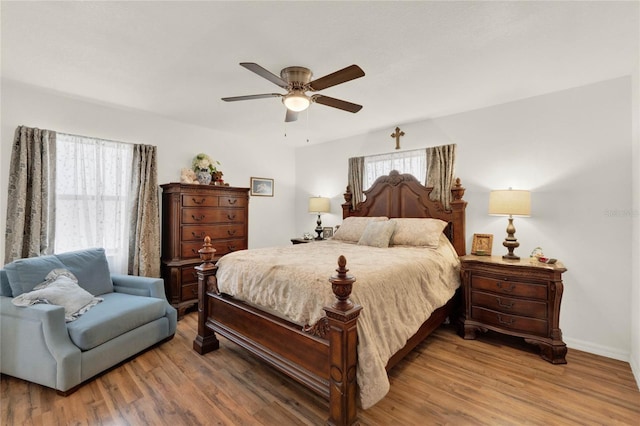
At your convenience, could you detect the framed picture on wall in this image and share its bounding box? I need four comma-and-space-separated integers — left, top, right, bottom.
322, 227, 334, 239
471, 233, 493, 256
250, 177, 274, 197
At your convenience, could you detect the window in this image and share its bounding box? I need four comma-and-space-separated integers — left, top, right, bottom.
55, 133, 133, 273
363, 149, 426, 190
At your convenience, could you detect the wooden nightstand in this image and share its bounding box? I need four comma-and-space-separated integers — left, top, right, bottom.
459, 255, 567, 364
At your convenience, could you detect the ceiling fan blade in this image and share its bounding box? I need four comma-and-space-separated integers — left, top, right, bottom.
221, 93, 282, 102
285, 109, 299, 122
308, 65, 365, 91
313, 95, 363, 113
240, 62, 288, 88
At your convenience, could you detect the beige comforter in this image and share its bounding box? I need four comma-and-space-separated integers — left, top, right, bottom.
215, 237, 461, 409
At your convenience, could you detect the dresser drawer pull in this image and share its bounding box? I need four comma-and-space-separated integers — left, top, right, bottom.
498, 315, 515, 326
228, 245, 236, 251
190, 287, 198, 296
227, 213, 236, 221
227, 198, 238, 205
191, 214, 205, 222
496, 298, 514, 309
191, 231, 205, 239
191, 271, 198, 279
192, 197, 206, 205
496, 281, 515, 292
227, 229, 237, 236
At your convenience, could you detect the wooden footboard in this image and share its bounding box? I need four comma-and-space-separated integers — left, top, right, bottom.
194, 255, 362, 426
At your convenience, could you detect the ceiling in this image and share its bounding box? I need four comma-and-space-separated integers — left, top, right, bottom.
1, 1, 638, 146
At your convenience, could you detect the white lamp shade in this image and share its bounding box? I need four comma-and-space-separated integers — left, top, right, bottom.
283, 92, 310, 112
308, 196, 330, 213
489, 189, 531, 217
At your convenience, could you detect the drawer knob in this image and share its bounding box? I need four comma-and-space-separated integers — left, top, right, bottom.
228, 245, 236, 251
227, 213, 236, 220
227, 229, 237, 236
191, 214, 205, 221
498, 315, 515, 326
192, 197, 206, 205
496, 298, 514, 309
496, 281, 516, 292
228, 198, 238, 205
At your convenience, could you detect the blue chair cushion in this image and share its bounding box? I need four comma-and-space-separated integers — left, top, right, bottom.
56, 248, 113, 296
4, 255, 66, 297
66, 292, 166, 351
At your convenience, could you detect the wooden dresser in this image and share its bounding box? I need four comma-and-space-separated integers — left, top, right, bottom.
161, 183, 249, 317
459, 255, 567, 364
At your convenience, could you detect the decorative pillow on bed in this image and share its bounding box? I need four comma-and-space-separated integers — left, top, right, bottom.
332, 216, 388, 243
357, 220, 397, 248
11, 269, 103, 322
389, 218, 448, 248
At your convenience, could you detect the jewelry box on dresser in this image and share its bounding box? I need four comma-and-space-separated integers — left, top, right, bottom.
161, 183, 249, 318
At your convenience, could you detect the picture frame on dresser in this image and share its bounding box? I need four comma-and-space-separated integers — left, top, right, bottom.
250, 177, 274, 197
471, 233, 493, 255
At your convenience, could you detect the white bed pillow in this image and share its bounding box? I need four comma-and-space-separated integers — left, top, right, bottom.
332, 216, 388, 243
11, 269, 103, 322
358, 220, 397, 248
389, 218, 448, 248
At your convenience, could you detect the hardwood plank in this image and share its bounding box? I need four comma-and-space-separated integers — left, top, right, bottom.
2, 313, 638, 425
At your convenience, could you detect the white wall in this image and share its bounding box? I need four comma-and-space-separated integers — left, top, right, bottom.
0, 80, 297, 264
631, 59, 640, 387
295, 77, 635, 364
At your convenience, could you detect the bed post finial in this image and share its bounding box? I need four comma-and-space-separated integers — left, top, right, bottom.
330, 255, 356, 311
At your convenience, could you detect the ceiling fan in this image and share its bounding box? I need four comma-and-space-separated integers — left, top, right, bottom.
222, 62, 365, 122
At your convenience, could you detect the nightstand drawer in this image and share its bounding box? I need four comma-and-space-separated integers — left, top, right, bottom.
471, 290, 547, 319
471, 275, 547, 300
471, 307, 548, 336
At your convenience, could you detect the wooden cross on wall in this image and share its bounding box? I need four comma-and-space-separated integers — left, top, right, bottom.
391, 127, 405, 150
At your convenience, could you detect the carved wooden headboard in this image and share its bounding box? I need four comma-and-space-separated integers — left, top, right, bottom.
342, 171, 467, 256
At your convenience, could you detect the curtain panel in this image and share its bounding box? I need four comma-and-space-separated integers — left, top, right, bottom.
426, 144, 457, 209
128, 144, 161, 277
347, 156, 364, 209
4, 126, 57, 263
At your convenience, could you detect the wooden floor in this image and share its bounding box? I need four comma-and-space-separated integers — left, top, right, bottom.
2, 312, 639, 425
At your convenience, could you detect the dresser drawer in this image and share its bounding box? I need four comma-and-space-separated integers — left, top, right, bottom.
218, 195, 247, 208
181, 225, 245, 242
471, 306, 548, 336
471, 290, 547, 319
182, 194, 217, 207
471, 275, 547, 300
182, 208, 246, 224
180, 266, 199, 284
181, 239, 247, 258
181, 283, 199, 302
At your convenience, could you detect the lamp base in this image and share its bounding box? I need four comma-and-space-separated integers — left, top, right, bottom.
502, 217, 520, 260
315, 214, 323, 240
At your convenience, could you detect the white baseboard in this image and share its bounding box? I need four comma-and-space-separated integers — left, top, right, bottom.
564, 337, 629, 362
630, 354, 640, 391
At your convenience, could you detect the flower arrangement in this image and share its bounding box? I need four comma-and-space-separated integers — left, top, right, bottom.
192, 153, 220, 173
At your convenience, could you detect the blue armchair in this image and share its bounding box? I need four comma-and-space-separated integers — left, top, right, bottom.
0, 248, 177, 394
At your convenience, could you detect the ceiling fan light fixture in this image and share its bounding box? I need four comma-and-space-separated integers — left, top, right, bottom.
283, 91, 310, 112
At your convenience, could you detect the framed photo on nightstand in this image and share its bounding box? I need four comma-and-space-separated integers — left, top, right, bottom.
322, 227, 333, 239
471, 233, 493, 256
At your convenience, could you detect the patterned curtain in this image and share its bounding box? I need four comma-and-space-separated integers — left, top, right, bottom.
128, 144, 160, 277
4, 126, 57, 263
426, 144, 457, 209
347, 156, 364, 209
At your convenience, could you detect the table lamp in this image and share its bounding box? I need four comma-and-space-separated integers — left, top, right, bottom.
489, 189, 531, 260
308, 196, 330, 240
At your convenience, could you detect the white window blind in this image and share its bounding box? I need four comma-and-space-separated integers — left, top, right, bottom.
55, 133, 133, 273
364, 149, 426, 190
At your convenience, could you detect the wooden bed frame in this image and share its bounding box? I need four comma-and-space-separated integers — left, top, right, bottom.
193, 171, 467, 426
